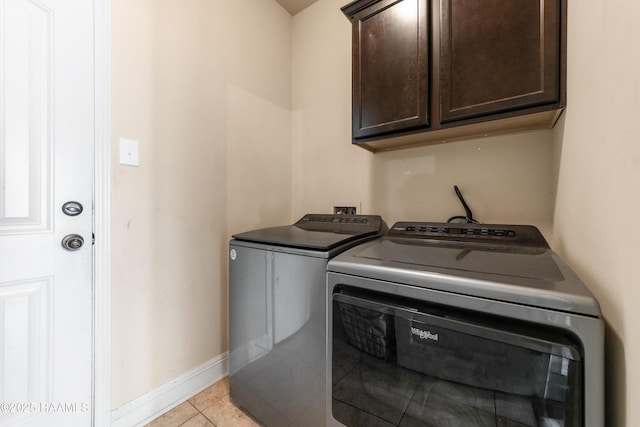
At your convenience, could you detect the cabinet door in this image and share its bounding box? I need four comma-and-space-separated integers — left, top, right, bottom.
439, 0, 561, 123
352, 0, 429, 139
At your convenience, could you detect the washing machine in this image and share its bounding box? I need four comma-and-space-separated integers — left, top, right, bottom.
327, 221, 604, 427
229, 214, 387, 427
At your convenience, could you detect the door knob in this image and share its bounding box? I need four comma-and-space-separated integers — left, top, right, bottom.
62, 234, 84, 251
62, 201, 83, 216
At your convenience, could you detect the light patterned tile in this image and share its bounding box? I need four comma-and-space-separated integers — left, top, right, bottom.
189, 377, 230, 411
201, 395, 260, 427
145, 401, 199, 427
180, 413, 215, 427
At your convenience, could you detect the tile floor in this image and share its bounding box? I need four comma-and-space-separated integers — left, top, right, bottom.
145, 377, 259, 427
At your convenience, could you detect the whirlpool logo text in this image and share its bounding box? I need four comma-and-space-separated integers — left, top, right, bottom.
411, 327, 439, 342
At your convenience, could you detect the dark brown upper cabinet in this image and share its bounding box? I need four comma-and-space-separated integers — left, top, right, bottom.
342, 0, 567, 152
348, 0, 429, 139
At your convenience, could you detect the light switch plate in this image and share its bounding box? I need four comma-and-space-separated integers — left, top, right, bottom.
119, 138, 139, 166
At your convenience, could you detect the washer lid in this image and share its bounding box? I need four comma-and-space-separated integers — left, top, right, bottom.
328, 222, 601, 317
231, 214, 387, 251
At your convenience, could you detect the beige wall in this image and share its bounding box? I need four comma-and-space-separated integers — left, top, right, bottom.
111, 0, 640, 423
552, 0, 640, 425
292, 0, 556, 235
111, 0, 292, 408
294, 0, 639, 425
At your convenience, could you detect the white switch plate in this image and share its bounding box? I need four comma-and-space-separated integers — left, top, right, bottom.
119, 138, 139, 166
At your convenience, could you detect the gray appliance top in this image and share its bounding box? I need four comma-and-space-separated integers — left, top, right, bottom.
231, 214, 387, 252
328, 221, 601, 317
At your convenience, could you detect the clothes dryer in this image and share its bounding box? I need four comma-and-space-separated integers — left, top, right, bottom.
327, 222, 604, 427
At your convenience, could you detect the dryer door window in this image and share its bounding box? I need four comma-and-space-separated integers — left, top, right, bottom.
331, 288, 583, 427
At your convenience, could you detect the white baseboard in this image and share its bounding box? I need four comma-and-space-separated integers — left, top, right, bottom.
111, 352, 229, 427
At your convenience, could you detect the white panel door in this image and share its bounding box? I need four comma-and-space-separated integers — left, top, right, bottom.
0, 0, 94, 425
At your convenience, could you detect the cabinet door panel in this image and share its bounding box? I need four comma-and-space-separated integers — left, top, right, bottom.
440, 0, 560, 122
353, 0, 429, 139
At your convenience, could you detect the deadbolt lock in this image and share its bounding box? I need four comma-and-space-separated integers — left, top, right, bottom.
62, 201, 84, 216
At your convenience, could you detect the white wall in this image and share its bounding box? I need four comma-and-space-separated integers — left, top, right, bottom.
111, 0, 292, 408
552, 0, 640, 425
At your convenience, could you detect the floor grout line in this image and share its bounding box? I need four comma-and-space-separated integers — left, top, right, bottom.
175, 401, 217, 427
146, 377, 258, 427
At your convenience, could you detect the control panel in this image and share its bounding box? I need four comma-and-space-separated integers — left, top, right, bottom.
298, 214, 372, 226
388, 222, 548, 248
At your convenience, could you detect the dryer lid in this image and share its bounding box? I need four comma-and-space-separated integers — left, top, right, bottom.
328, 222, 601, 316
381, 222, 558, 280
